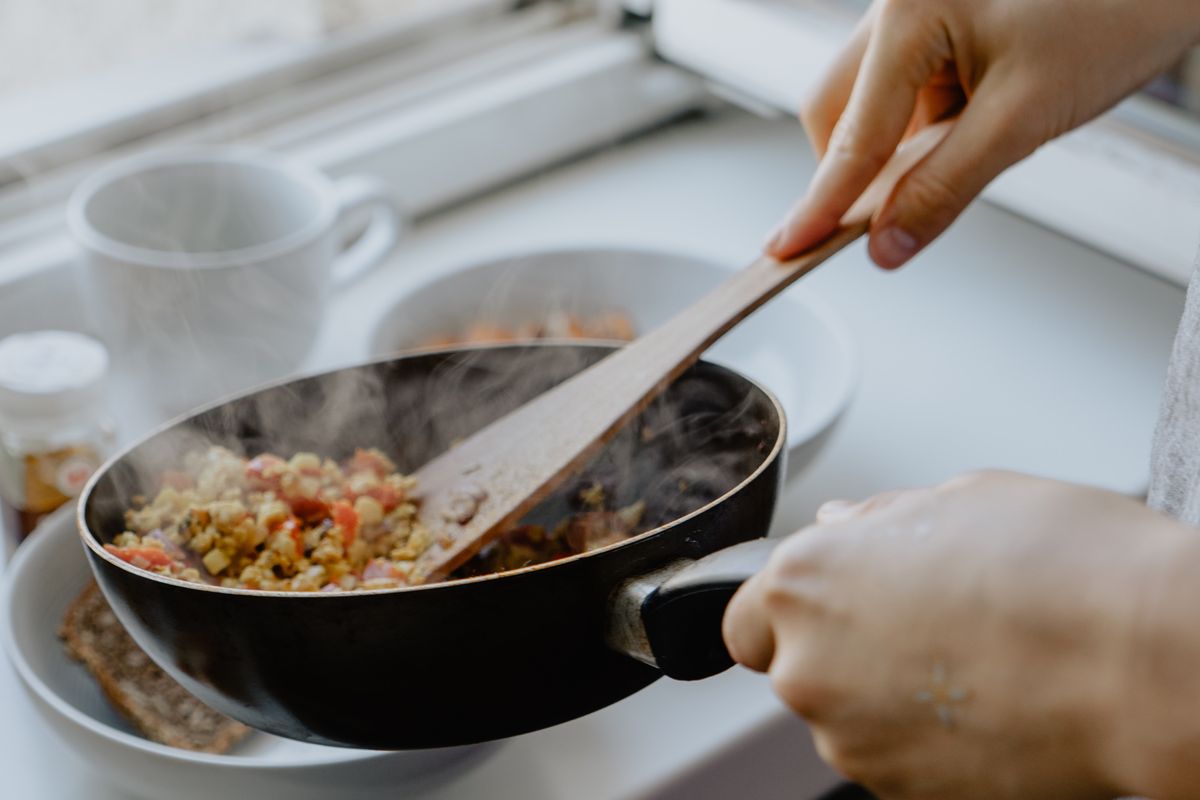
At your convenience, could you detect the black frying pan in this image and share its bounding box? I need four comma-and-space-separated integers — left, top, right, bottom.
78, 343, 787, 749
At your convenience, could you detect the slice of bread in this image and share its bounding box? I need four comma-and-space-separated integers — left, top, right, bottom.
59, 582, 251, 753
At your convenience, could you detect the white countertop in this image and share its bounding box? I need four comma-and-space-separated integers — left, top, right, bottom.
0, 108, 1187, 798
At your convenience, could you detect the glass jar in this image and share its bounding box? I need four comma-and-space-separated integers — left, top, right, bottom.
0, 331, 115, 543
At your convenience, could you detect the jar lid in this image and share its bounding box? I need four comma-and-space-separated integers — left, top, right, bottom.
0, 331, 109, 424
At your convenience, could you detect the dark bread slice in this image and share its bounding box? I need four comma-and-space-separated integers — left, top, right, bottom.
59, 582, 251, 753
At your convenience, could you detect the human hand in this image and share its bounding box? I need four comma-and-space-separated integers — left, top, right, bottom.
723, 471, 1189, 799
765, 0, 1200, 268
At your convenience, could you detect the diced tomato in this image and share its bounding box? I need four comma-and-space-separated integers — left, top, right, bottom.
332, 500, 359, 548
159, 470, 193, 491
144, 529, 187, 561
347, 449, 392, 477
245, 454, 285, 489
364, 482, 402, 512
285, 494, 329, 522
105, 544, 176, 570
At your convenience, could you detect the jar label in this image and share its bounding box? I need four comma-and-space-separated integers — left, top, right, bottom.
1, 445, 103, 541
22, 446, 100, 513
55, 456, 98, 497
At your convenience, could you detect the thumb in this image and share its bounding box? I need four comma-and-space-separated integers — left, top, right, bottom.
869, 81, 1043, 269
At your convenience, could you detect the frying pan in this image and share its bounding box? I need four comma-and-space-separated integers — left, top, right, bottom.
78, 343, 786, 750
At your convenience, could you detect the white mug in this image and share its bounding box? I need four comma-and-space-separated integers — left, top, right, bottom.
67, 148, 404, 416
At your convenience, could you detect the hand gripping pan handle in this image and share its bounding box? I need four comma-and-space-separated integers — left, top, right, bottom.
608, 537, 780, 680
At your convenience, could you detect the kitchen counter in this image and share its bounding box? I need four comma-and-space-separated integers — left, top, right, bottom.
0, 107, 1186, 798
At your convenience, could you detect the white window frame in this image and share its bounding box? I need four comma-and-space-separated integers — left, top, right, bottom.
647, 0, 1200, 286
0, 0, 708, 337
0, 0, 522, 184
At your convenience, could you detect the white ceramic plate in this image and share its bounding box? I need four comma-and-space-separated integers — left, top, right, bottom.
370, 246, 857, 474
1, 508, 493, 800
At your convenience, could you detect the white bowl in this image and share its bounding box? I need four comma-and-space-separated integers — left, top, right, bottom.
1, 508, 494, 800
370, 246, 857, 474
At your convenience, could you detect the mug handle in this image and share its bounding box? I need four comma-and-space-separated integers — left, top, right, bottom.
331, 174, 406, 286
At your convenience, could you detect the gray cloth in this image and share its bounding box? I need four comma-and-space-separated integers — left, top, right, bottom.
1149, 258, 1200, 523
1134, 257, 1200, 800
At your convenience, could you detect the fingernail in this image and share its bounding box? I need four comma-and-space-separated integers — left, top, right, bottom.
873, 226, 919, 268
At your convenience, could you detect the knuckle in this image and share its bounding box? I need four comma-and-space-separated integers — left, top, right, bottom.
758, 531, 845, 612
797, 100, 817, 131
761, 564, 802, 612
811, 731, 873, 784
896, 168, 964, 224
767, 532, 827, 581
876, 0, 918, 19
876, 0, 944, 24
941, 469, 988, 488
813, 734, 912, 798
826, 115, 889, 171
798, 100, 831, 145
811, 729, 846, 770
797, 88, 824, 128
839, 487, 928, 521
770, 661, 837, 719
859, 488, 910, 514
875, 0, 941, 47
811, 729, 840, 767
986, 63, 1061, 143
815, 498, 855, 523
987, 100, 1047, 158
938, 468, 1011, 492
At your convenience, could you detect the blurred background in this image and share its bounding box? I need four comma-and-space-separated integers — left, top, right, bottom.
11, 0, 1200, 110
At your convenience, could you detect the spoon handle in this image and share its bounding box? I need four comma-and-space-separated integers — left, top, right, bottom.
407, 226, 860, 582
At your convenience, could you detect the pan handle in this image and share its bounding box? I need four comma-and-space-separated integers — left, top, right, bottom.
608, 537, 780, 681
612, 541, 869, 800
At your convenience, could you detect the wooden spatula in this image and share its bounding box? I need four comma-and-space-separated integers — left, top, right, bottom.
409, 122, 952, 583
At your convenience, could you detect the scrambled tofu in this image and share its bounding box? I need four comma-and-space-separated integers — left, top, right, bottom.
106, 446, 425, 591
107, 446, 651, 591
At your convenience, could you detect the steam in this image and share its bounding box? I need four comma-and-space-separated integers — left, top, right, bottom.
84, 255, 777, 566
74, 156, 333, 422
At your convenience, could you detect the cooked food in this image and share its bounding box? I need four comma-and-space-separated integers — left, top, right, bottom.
60, 582, 250, 753
109, 447, 424, 591
458, 494, 645, 578
419, 311, 636, 348
108, 446, 649, 591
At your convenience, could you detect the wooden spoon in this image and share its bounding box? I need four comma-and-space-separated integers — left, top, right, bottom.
409, 122, 952, 583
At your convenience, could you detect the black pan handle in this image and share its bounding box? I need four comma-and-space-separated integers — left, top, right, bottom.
609, 539, 867, 800
608, 537, 780, 681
